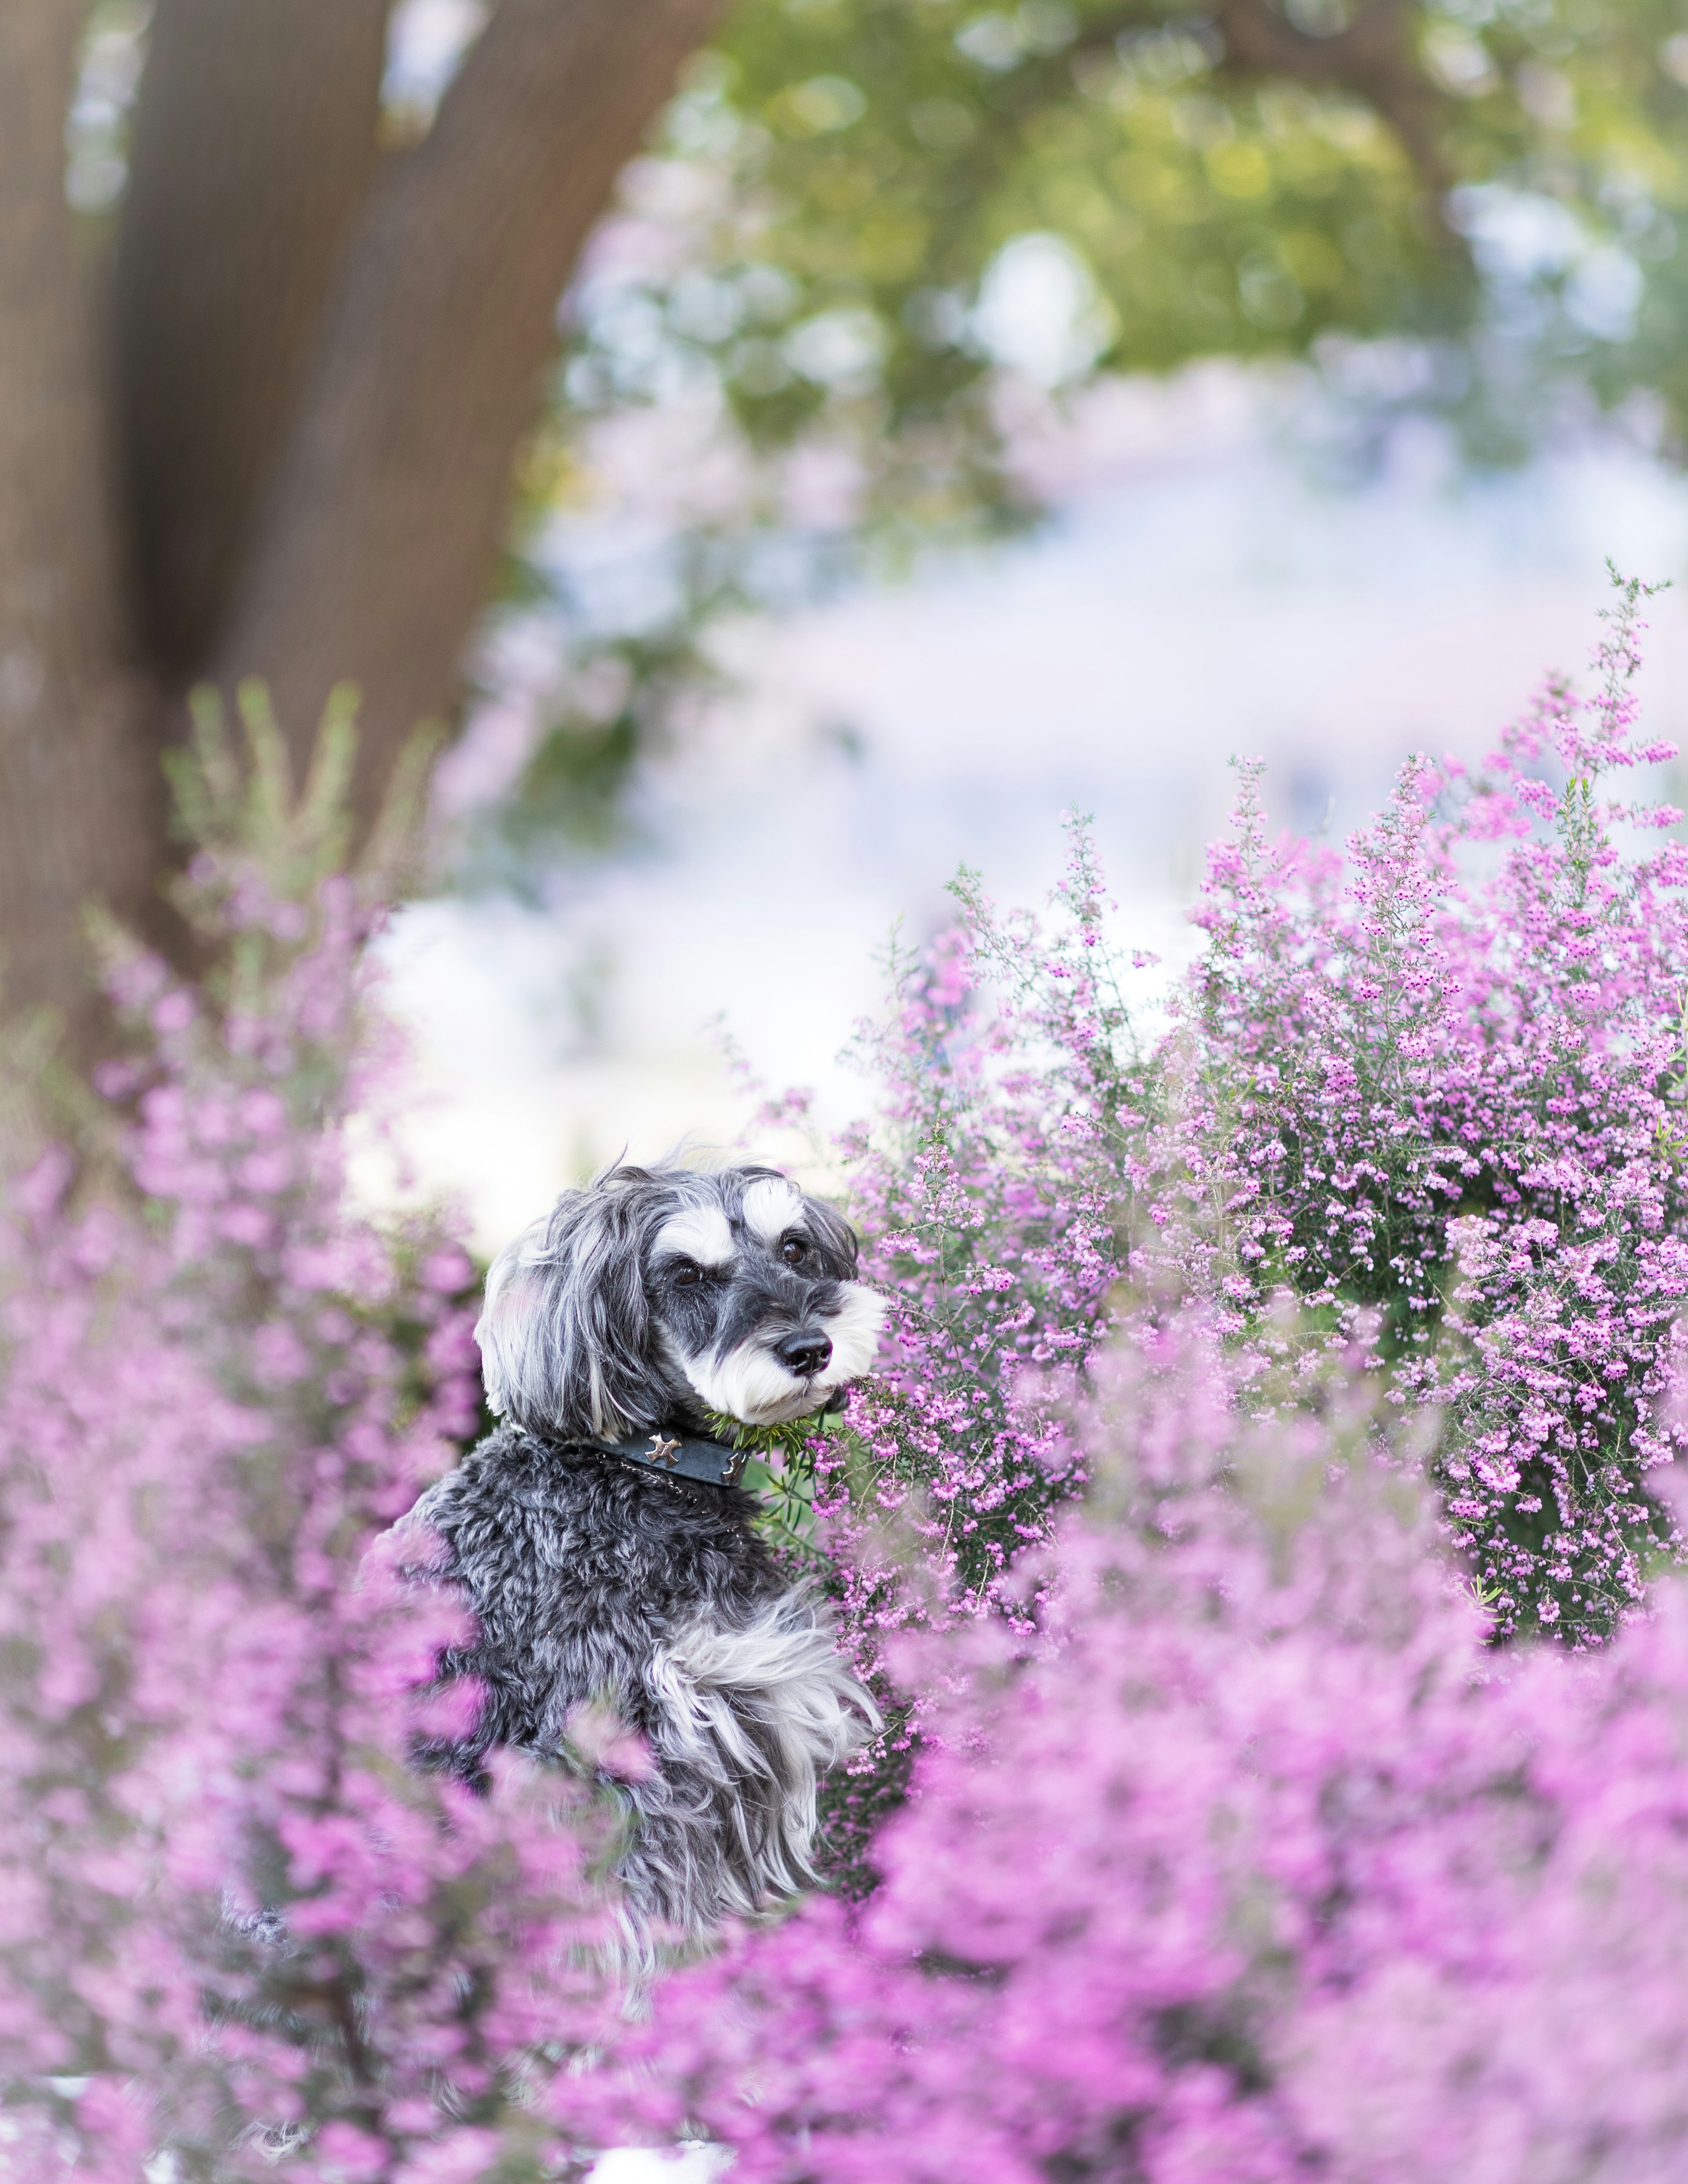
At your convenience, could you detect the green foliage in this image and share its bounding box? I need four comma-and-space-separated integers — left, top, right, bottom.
682, 0, 1453, 462
169, 680, 440, 905
705, 1403, 850, 1562
488, 0, 1688, 876
680, 0, 1688, 457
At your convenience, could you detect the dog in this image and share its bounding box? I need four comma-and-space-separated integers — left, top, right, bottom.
397, 1159, 885, 1944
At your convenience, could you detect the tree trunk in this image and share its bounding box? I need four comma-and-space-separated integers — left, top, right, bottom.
214, 0, 728, 829
113, 0, 394, 678
0, 0, 158, 1040
0, 0, 726, 1040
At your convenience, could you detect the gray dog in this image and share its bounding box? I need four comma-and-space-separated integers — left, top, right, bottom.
398, 1159, 884, 1942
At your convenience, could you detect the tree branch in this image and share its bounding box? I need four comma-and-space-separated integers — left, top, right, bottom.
114, 0, 394, 677
215, 0, 729, 824
1216, 0, 1452, 213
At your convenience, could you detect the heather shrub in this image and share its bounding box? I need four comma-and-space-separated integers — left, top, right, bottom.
11, 572, 1688, 2182
0, 700, 624, 2181
797, 572, 1688, 1658
754, 828, 1157, 1873
748, 573, 1688, 1931
591, 1317, 1688, 2184
810, 829, 1148, 1620
1165, 572, 1688, 1638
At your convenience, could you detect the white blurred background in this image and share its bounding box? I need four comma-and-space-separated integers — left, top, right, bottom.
377, 363, 1688, 1250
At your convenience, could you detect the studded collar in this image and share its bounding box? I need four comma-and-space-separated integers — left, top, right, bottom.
590, 1425, 749, 1489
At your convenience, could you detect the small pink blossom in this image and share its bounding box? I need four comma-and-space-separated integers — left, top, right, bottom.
568, 1700, 658, 1783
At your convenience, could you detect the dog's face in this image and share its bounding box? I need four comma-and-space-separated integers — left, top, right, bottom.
647, 1172, 884, 1427
476, 1162, 886, 1440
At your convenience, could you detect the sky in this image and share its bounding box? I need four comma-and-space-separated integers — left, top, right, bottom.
372, 365, 1688, 1252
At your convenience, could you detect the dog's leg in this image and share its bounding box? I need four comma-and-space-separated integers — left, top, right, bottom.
618, 1589, 878, 1936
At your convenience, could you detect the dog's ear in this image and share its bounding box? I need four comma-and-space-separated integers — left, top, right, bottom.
801, 1192, 860, 1278
476, 1187, 655, 1439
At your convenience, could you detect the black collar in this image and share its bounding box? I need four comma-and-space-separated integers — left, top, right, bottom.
590, 1425, 748, 1489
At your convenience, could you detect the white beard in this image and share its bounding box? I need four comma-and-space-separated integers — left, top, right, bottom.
684, 1282, 886, 1425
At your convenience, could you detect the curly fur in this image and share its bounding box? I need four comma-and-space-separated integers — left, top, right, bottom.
396, 1159, 883, 1943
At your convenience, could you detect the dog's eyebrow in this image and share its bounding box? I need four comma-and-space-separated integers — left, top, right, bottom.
655, 1204, 735, 1267
740, 1177, 804, 1244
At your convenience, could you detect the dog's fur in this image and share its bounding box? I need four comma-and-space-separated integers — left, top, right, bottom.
397, 1159, 885, 1941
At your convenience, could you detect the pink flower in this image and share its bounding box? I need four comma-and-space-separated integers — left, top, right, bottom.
568, 1700, 658, 1783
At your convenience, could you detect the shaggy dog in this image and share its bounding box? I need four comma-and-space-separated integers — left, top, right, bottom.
398, 1159, 884, 1942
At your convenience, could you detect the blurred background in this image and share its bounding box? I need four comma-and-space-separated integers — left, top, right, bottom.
13, 0, 1688, 1244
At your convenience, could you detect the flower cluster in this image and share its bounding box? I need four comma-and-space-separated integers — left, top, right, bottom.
0, 701, 622, 2181
819, 829, 1148, 1617
719, 572, 1688, 1934
1167, 572, 1688, 1636
594, 1318, 1688, 2184
766, 827, 1158, 1877
797, 572, 1688, 1656
17, 575, 1688, 2180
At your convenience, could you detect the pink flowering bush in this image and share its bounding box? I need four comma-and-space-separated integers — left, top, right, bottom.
591, 1319, 1688, 2183
809, 831, 1143, 1617
1167, 572, 1688, 1638
800, 572, 1688, 1660
0, 702, 624, 2180
747, 825, 1150, 1872
14, 575, 1688, 2180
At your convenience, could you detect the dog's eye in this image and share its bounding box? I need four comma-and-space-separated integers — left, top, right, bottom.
672, 1260, 703, 1287
780, 1236, 808, 1266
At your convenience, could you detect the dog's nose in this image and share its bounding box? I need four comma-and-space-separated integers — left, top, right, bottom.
775, 1330, 833, 1377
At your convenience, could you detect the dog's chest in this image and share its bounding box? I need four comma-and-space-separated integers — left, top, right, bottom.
421, 1428, 779, 1749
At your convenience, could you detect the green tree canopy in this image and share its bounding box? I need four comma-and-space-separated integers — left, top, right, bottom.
487, 0, 1688, 874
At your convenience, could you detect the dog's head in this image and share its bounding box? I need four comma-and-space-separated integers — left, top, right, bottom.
475, 1160, 886, 1440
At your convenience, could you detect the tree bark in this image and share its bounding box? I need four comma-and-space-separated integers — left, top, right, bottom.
1218, 0, 1451, 214
113, 0, 394, 677
214, 0, 728, 828
0, 0, 156, 1036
